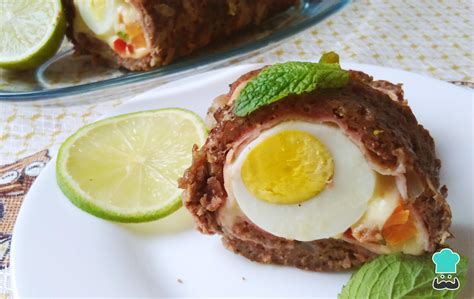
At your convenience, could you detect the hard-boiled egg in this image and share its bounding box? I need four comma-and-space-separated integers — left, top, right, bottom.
224, 121, 376, 241
74, 0, 116, 35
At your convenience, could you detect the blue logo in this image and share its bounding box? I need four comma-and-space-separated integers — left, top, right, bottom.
432, 248, 460, 291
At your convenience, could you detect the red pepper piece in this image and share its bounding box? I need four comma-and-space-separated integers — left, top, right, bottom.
127, 44, 134, 55
113, 39, 127, 55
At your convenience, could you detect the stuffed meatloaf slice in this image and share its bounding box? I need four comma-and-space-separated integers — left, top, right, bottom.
62, 0, 297, 71
179, 67, 452, 271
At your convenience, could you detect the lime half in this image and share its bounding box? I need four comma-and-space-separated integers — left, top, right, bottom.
0, 0, 66, 70
57, 109, 207, 223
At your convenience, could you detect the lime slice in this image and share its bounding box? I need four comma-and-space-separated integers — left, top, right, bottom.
56, 109, 207, 223
0, 0, 66, 70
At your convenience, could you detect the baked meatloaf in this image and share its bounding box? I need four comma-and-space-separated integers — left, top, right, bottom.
179, 62, 452, 271
62, 0, 298, 71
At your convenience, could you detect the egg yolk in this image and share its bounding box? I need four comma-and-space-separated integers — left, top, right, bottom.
241, 130, 334, 204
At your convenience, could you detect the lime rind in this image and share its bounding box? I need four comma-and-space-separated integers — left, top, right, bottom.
56, 108, 207, 223
57, 166, 183, 223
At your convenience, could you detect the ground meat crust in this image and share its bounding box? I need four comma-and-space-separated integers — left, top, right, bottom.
62, 0, 297, 71
179, 69, 452, 271
223, 219, 376, 271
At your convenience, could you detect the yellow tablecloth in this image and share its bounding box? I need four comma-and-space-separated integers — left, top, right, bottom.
0, 0, 473, 297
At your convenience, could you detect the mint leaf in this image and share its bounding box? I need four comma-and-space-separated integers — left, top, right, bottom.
234, 61, 349, 116
339, 253, 469, 299
319, 51, 340, 64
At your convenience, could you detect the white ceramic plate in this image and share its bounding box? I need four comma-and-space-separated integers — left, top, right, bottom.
11, 63, 474, 298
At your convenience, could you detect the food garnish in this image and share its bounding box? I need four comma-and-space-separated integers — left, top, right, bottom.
319, 51, 340, 64
339, 253, 468, 298
57, 109, 207, 222
0, 0, 66, 70
234, 54, 349, 116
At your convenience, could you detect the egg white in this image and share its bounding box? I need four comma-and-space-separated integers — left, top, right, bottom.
224, 121, 376, 241
75, 0, 117, 36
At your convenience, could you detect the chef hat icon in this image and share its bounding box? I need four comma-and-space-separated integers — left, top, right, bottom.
432, 248, 460, 274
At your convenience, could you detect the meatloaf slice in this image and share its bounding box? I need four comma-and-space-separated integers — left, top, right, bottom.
179, 68, 452, 271
62, 0, 298, 71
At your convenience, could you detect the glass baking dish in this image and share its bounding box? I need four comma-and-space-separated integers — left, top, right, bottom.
0, 0, 350, 101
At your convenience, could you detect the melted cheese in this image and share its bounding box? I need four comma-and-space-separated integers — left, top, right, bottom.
352, 175, 400, 232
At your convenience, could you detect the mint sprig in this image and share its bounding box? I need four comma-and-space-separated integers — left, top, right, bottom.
339, 253, 469, 299
319, 51, 340, 64
234, 60, 349, 116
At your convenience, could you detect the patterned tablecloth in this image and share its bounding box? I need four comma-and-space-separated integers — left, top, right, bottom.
0, 0, 472, 297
